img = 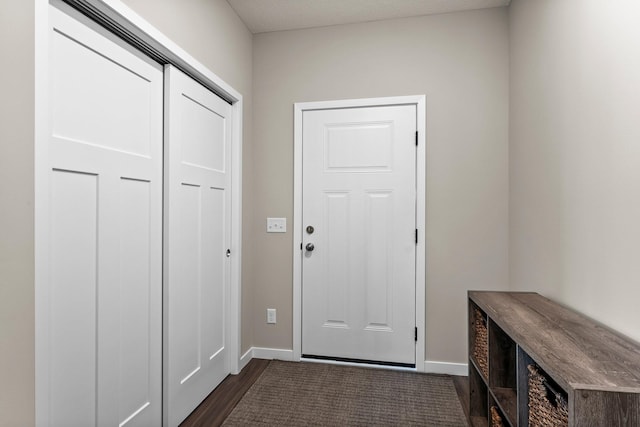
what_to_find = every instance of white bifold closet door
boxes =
[47,4,162,427]
[164,66,233,427]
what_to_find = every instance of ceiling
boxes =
[226,0,511,34]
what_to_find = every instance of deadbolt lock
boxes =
[306,225,315,234]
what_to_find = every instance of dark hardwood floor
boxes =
[452,374,471,424]
[180,359,471,427]
[180,358,270,427]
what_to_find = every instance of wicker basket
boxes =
[490,406,504,427]
[528,364,569,426]
[472,308,489,378]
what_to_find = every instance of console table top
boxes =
[469,291,640,393]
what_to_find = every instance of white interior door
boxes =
[164,65,232,427]
[46,4,163,426]
[302,104,417,366]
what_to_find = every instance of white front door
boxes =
[46,4,163,426]
[164,66,232,427]
[301,104,417,366]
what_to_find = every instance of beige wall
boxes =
[120,0,255,352]
[509,0,640,342]
[0,3,35,427]
[252,8,510,364]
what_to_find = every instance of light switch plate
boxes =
[267,217,286,233]
[267,308,276,324]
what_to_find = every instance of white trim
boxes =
[34,1,50,426]
[228,98,243,375]
[415,96,426,372]
[424,361,469,377]
[35,1,244,424]
[239,348,253,372]
[293,96,423,111]
[73,0,241,103]
[251,347,294,361]
[231,349,469,378]
[292,95,427,372]
[292,104,303,363]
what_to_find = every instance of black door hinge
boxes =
[415,327,418,341]
[415,131,418,146]
[415,229,418,244]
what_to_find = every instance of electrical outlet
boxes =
[267,217,286,233]
[267,308,277,324]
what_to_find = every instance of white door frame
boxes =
[35,1,243,424]
[293,95,426,372]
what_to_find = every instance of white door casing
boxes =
[293,95,426,371]
[44,4,163,426]
[164,65,233,427]
[301,103,418,365]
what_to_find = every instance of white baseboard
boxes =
[424,360,468,376]
[238,348,253,372]
[250,347,294,361]
[238,350,466,376]
[235,347,294,374]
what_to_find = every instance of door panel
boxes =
[51,10,152,157]
[48,5,163,427]
[49,170,98,427]
[180,96,226,171]
[202,188,226,360]
[117,178,153,427]
[174,183,202,383]
[364,190,393,330]
[324,192,350,326]
[165,66,232,427]
[325,123,393,171]
[302,105,417,365]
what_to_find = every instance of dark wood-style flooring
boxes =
[180,359,471,427]
[180,359,270,427]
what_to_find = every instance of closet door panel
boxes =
[180,95,226,171]
[49,170,98,427]
[47,5,162,427]
[201,187,226,360]
[51,11,152,156]
[164,65,232,427]
[116,178,154,427]
[173,183,202,382]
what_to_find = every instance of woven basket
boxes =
[472,308,488,378]
[490,406,504,427]
[528,364,569,426]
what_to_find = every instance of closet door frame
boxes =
[34,1,244,425]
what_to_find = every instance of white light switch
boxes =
[267,217,286,233]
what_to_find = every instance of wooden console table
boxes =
[468,291,640,426]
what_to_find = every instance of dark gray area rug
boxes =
[222,361,468,426]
